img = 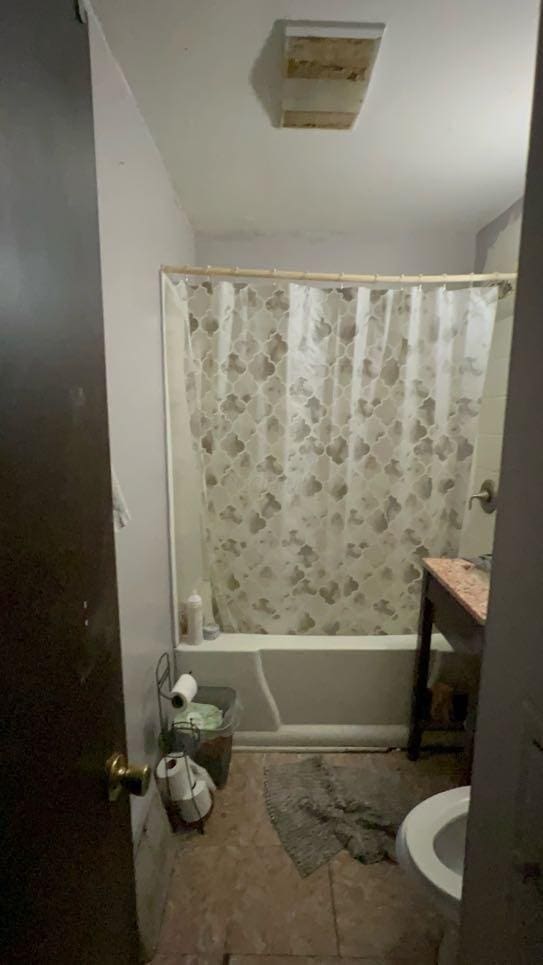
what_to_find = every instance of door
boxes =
[459,9,543,965]
[1,2,139,962]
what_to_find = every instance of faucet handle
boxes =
[469,479,497,514]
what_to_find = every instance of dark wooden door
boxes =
[459,10,543,965]
[1,2,138,962]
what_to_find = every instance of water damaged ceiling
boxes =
[92,0,539,236]
[281,22,384,130]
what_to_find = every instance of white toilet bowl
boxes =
[396,785,470,965]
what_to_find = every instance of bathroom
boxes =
[111,3,533,961]
[4,2,543,964]
[147,3,534,960]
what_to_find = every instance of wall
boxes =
[86,0,538,244]
[196,230,476,276]
[460,199,522,557]
[459,23,543,953]
[90,0,195,830]
[163,276,211,622]
[474,198,524,273]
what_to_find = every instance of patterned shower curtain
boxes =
[175,280,497,635]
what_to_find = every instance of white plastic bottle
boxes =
[186,589,204,645]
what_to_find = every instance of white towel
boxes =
[112,468,131,532]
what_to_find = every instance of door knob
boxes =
[106,752,151,802]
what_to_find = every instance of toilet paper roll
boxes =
[170,672,197,710]
[179,779,212,823]
[156,755,195,801]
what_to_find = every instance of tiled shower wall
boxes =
[460,200,522,557]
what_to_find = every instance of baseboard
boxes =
[134,785,175,962]
[234,724,406,748]
[234,724,464,751]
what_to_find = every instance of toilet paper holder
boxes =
[156,651,194,705]
[155,652,200,757]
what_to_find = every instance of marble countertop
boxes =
[423,557,490,625]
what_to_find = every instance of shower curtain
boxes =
[174,279,497,635]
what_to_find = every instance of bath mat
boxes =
[263,755,424,877]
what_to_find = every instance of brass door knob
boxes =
[106,752,151,802]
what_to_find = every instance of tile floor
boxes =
[152,750,464,965]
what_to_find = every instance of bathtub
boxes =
[175,632,451,749]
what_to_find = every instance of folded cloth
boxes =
[174,701,223,732]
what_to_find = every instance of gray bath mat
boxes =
[263,755,421,878]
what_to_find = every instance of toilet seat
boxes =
[396,785,470,918]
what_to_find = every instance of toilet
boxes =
[396,785,470,965]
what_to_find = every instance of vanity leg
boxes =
[463,659,481,782]
[408,570,434,760]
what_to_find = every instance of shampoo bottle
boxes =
[186,589,204,645]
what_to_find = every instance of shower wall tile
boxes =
[478,395,507,436]
[491,314,514,359]
[476,433,504,474]
[460,299,515,559]
[484,355,510,398]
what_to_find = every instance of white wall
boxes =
[89,14,195,841]
[460,200,522,557]
[196,229,476,276]
[163,277,211,622]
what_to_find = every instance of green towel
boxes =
[174,701,223,732]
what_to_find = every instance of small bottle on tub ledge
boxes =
[186,589,204,646]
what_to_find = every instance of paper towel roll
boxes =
[170,672,197,710]
[156,755,195,800]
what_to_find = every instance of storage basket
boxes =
[170,685,242,788]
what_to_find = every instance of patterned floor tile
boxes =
[330,852,442,961]
[174,754,280,850]
[228,957,428,964]
[155,844,230,959]
[224,845,337,956]
[152,955,223,965]
[153,751,461,964]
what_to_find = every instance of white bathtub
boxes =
[175,633,451,749]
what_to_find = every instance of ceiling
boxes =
[92,0,539,237]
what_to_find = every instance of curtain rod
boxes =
[161,264,517,286]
